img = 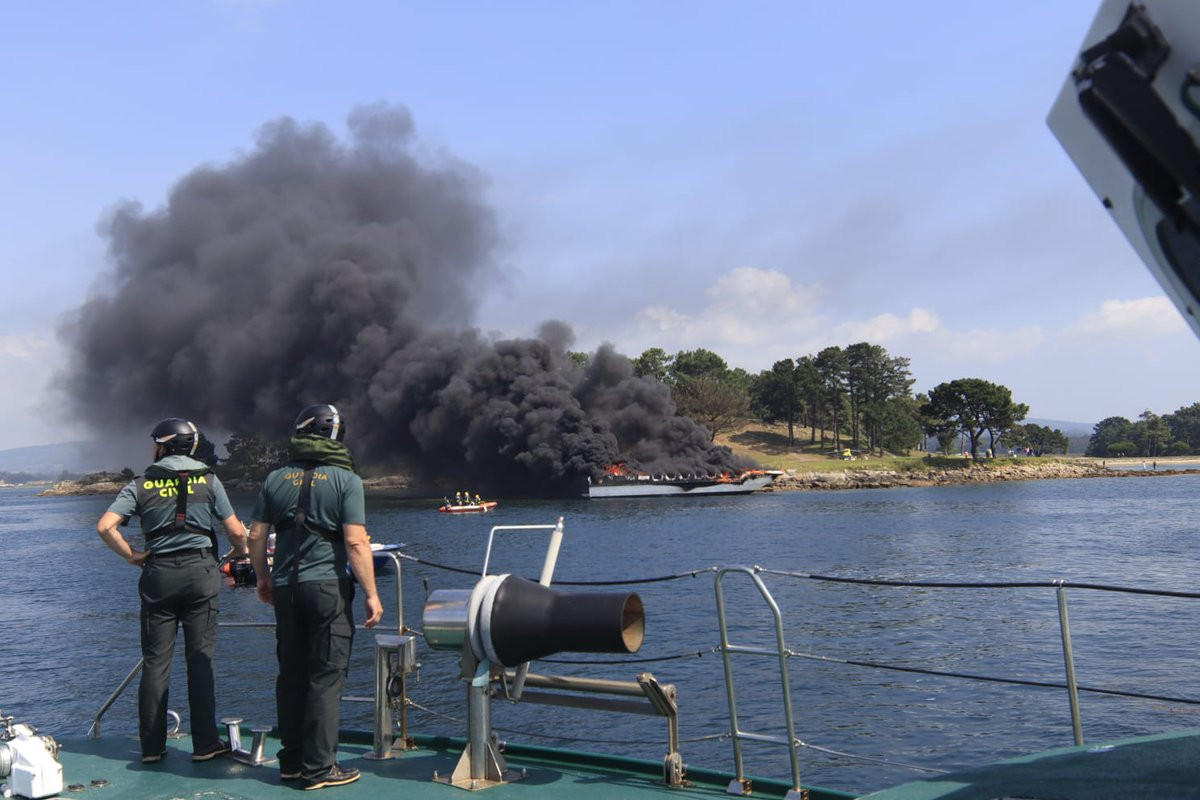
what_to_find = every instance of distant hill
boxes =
[1,416,1103,477]
[916,418,1095,455]
[1026,418,1094,454]
[0,438,145,478]
[1026,418,1094,436]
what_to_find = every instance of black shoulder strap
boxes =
[285,468,339,540]
[171,472,191,531]
[168,470,219,559]
[286,469,317,587]
[294,468,315,529]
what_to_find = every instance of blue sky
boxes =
[4,0,1199,450]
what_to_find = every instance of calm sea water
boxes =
[4,475,1200,795]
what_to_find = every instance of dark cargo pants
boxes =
[273,579,355,780]
[138,549,222,756]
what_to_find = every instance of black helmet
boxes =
[151,418,200,456]
[294,404,346,441]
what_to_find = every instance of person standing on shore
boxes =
[96,418,249,765]
[248,404,383,790]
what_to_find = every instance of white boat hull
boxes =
[588,471,782,498]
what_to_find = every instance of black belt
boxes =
[146,547,212,560]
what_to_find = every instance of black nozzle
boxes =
[485,575,644,667]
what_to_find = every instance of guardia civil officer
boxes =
[96,418,249,764]
[248,404,382,790]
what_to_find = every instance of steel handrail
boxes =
[88,658,143,738]
[88,547,407,737]
[714,565,803,798]
[756,568,1091,746]
[88,549,1171,775]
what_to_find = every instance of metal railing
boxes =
[493,669,685,786]
[714,566,804,799]
[88,659,143,738]
[88,547,409,738]
[89,544,1200,790]
[755,568,1200,743]
[707,564,1200,793]
[708,568,1200,793]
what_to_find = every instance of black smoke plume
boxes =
[58,104,748,495]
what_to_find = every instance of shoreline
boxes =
[767,459,1200,491]
[31,459,1200,498]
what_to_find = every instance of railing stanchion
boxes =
[383,551,404,634]
[714,569,746,789]
[715,566,804,798]
[1056,582,1084,745]
[88,658,143,738]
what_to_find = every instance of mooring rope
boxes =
[404,697,937,770]
[394,549,1200,705]
[781,648,1200,706]
[396,550,1200,598]
[757,566,1200,599]
[403,634,1200,707]
[394,550,713,585]
[538,647,719,665]
[795,739,948,775]
[492,725,723,747]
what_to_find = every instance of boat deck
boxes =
[862,728,1200,800]
[45,728,1200,800]
[52,730,855,800]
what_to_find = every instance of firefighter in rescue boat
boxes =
[96,418,250,765]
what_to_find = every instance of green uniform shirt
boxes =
[107,455,235,554]
[252,462,366,585]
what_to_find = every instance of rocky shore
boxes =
[37,479,126,496]
[767,459,1200,491]
[34,459,1200,498]
[35,473,416,497]
[35,475,416,497]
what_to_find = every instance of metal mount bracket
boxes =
[365,633,418,760]
[221,717,277,766]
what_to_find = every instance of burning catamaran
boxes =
[586,462,784,498]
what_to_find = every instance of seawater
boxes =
[4,475,1200,795]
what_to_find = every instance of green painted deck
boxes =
[51,731,856,800]
[40,725,1200,799]
[860,728,1200,800]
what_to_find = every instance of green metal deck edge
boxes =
[49,729,857,800]
[859,727,1200,800]
[412,734,856,799]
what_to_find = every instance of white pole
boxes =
[538,516,565,586]
[512,516,565,700]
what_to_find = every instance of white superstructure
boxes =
[587,470,783,498]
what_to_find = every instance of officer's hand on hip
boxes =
[256,581,273,606]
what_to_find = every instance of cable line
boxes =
[784,648,1200,706]
[396,550,715,585]
[539,648,718,665]
[758,567,1200,599]
[396,550,1200,598]
[796,740,948,775]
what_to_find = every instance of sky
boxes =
[4,0,1200,451]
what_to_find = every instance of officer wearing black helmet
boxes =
[96,417,250,765]
[248,404,382,790]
